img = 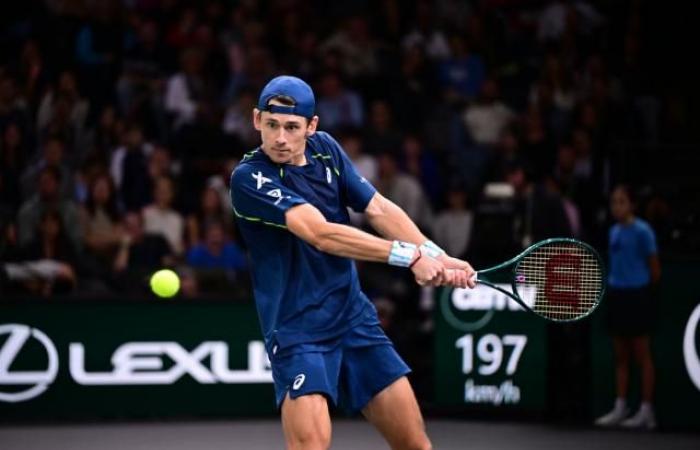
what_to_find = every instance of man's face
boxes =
[253,100,318,165]
[205,224,225,248]
[610,188,632,222]
[38,172,60,200]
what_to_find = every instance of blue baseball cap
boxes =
[257,75,315,118]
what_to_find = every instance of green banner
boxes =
[435,285,547,411]
[0,301,276,419]
[590,259,700,430]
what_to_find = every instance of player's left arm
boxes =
[365,192,475,288]
[326,131,473,287]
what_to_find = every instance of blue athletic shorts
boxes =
[270,322,411,414]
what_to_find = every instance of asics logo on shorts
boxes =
[292,374,306,390]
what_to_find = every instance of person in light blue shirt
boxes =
[230,75,476,450]
[595,185,661,430]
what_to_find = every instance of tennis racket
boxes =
[466,238,605,322]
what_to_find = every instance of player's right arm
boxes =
[285,203,445,285]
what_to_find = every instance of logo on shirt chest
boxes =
[326,167,332,184]
[252,171,272,190]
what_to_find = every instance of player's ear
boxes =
[253,108,262,131]
[306,115,319,137]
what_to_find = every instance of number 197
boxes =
[455,334,527,376]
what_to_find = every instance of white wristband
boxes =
[420,240,444,258]
[388,241,417,267]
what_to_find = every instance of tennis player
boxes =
[230,75,475,450]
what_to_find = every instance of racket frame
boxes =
[474,237,606,322]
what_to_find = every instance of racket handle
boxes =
[444,269,479,284]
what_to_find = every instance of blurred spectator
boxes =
[401,3,451,61]
[0,123,26,212]
[18,39,50,110]
[279,30,319,80]
[177,266,200,298]
[377,153,432,231]
[505,162,572,247]
[165,6,199,51]
[537,1,604,44]
[521,105,555,179]
[320,16,378,79]
[186,219,247,272]
[165,47,209,130]
[553,143,579,193]
[363,100,402,156]
[432,187,473,259]
[21,135,75,201]
[400,134,442,206]
[74,4,121,110]
[437,35,485,102]
[545,176,582,238]
[339,129,377,185]
[142,175,185,255]
[222,87,258,150]
[0,72,31,138]
[18,209,81,296]
[111,122,154,211]
[79,172,124,268]
[36,70,90,158]
[186,184,231,247]
[390,45,434,130]
[113,210,174,276]
[148,145,176,181]
[316,72,364,133]
[463,79,515,146]
[17,165,81,248]
[84,105,124,167]
[571,128,594,181]
[117,17,169,138]
[205,157,239,217]
[554,135,597,235]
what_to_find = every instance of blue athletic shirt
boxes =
[608,218,658,289]
[230,131,379,352]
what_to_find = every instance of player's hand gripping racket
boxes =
[467,238,605,322]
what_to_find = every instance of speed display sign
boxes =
[434,284,547,410]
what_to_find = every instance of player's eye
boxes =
[285,125,300,131]
[267,122,278,129]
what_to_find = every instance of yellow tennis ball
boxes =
[150,269,180,298]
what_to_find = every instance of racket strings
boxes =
[516,243,603,320]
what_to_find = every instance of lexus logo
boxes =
[0,324,59,403]
[683,304,700,392]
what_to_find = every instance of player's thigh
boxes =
[281,392,332,450]
[362,376,431,450]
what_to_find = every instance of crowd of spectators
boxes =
[0,0,684,301]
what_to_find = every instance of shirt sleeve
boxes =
[320,132,377,212]
[230,165,307,227]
